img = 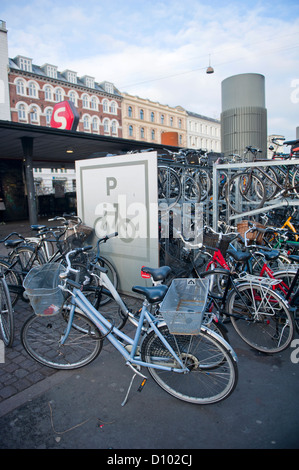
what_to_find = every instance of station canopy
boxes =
[0,120,180,168]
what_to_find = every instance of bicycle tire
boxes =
[0,259,22,306]
[21,311,103,369]
[181,175,201,203]
[95,256,118,306]
[141,324,238,404]
[0,276,14,347]
[254,166,279,201]
[226,282,294,353]
[157,165,181,209]
[9,245,45,274]
[292,167,299,196]
[225,172,266,213]
[195,167,212,201]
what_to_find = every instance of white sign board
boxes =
[76,152,159,294]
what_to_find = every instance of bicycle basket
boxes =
[203,231,236,256]
[23,263,65,316]
[159,278,209,335]
[64,221,94,250]
[237,220,265,245]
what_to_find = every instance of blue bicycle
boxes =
[21,247,238,405]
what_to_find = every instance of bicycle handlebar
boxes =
[0,232,25,243]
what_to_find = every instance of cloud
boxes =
[2,0,299,138]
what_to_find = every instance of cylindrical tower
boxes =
[221,73,267,160]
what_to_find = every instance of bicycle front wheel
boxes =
[21,311,103,369]
[225,172,266,213]
[227,282,294,353]
[0,259,22,306]
[0,277,14,347]
[158,165,181,208]
[141,325,238,405]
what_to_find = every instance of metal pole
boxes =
[21,137,37,225]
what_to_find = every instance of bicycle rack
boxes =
[212,158,299,230]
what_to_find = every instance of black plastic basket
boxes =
[203,231,236,256]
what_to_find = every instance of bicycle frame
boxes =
[61,284,188,373]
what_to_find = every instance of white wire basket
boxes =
[159,278,209,335]
[23,263,65,316]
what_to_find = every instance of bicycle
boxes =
[176,230,295,353]
[0,271,14,347]
[21,247,238,405]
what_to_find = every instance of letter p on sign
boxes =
[50,100,79,131]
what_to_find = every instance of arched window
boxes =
[69,91,77,105]
[91,96,98,110]
[128,106,133,117]
[16,79,25,95]
[82,94,89,108]
[151,129,155,140]
[30,106,39,123]
[83,115,90,130]
[103,99,109,113]
[129,125,133,137]
[17,103,26,121]
[140,109,144,120]
[110,101,117,114]
[92,117,99,132]
[45,108,52,125]
[28,82,38,98]
[103,119,110,133]
[111,120,117,134]
[140,127,145,139]
[55,88,63,102]
[151,112,154,122]
[44,86,53,101]
[161,114,164,124]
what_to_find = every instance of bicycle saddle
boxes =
[132,285,168,303]
[258,249,280,261]
[226,248,251,262]
[141,266,171,281]
[4,239,24,248]
[31,225,47,231]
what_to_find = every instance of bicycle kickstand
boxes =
[121,362,148,407]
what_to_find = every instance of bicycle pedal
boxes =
[137,378,147,392]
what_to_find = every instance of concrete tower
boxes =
[221,73,267,159]
[0,20,11,121]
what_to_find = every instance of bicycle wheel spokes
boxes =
[158,166,181,208]
[225,172,265,213]
[141,325,238,404]
[21,312,103,369]
[228,284,294,353]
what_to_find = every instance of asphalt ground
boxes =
[0,219,299,453]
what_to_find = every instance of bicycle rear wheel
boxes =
[0,259,22,306]
[227,282,294,353]
[158,165,181,208]
[21,311,102,369]
[225,172,266,213]
[0,276,14,347]
[141,325,238,404]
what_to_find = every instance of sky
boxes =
[1,0,299,140]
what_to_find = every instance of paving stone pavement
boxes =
[0,219,140,406]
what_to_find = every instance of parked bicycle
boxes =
[21,247,238,405]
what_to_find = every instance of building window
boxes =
[103,119,109,133]
[46,108,52,125]
[170,117,173,127]
[91,96,98,110]
[128,106,133,117]
[112,120,117,135]
[92,117,99,132]
[151,129,155,140]
[129,125,133,137]
[104,82,114,94]
[44,86,53,101]
[30,106,38,123]
[151,112,155,122]
[69,91,77,105]
[46,65,57,79]
[82,94,89,108]
[55,88,63,102]
[28,82,37,98]
[103,99,109,113]
[16,79,25,95]
[140,109,144,120]
[178,119,182,129]
[161,114,164,124]
[140,127,145,139]
[110,101,117,114]
[17,103,26,121]
[19,57,32,72]
[83,115,90,130]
